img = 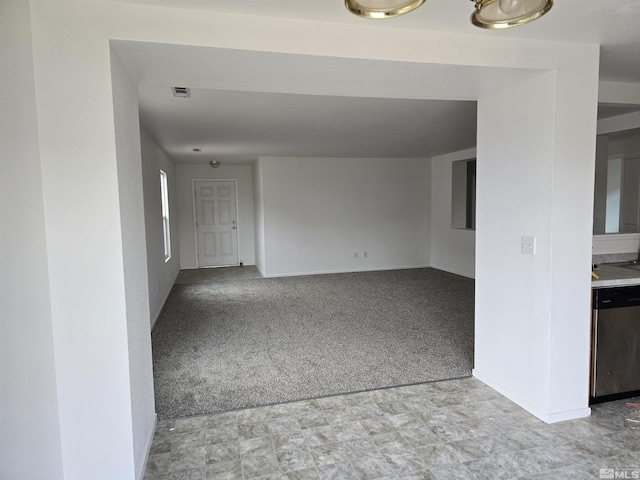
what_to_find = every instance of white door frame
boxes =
[192,178,241,268]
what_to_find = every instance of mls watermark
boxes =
[600,468,640,479]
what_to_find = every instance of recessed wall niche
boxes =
[593,127,640,234]
[451,158,476,230]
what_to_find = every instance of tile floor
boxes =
[143,377,640,480]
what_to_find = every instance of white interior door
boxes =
[194,180,238,267]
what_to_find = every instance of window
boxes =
[160,170,171,262]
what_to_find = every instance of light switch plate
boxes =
[521,236,536,255]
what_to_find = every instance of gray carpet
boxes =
[152,267,474,419]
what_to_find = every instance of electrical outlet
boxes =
[363,251,368,258]
[354,252,358,259]
[521,236,536,255]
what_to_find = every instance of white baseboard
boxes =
[151,269,180,331]
[137,413,157,480]
[473,369,591,424]
[262,264,432,278]
[429,264,475,279]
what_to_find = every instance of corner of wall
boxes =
[111,43,156,480]
[429,147,477,279]
[252,159,266,275]
[150,266,180,330]
[0,1,64,477]
[136,413,157,480]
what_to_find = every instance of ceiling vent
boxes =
[172,86,191,98]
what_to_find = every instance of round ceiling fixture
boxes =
[471,0,553,29]
[344,0,426,19]
[209,160,221,168]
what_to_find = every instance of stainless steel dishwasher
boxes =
[591,285,640,401]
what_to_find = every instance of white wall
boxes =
[111,48,156,480]
[253,160,266,275]
[28,3,140,476]
[256,157,431,277]
[547,56,600,417]
[593,136,609,235]
[616,131,640,233]
[431,148,476,278]
[176,164,256,269]
[598,111,640,136]
[599,81,640,107]
[475,74,556,418]
[16,1,606,476]
[140,127,180,327]
[475,57,599,422]
[0,1,64,478]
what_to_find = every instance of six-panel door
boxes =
[194,180,238,267]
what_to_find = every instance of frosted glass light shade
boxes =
[345,0,426,19]
[471,0,553,29]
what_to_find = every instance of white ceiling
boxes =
[129,0,640,164]
[139,88,477,164]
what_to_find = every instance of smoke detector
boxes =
[172,87,191,98]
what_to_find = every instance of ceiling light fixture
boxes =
[345,0,553,28]
[344,0,425,19]
[471,0,553,29]
[209,160,221,168]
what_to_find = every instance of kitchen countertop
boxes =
[592,263,640,288]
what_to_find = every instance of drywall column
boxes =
[28,7,139,480]
[0,1,64,478]
[474,56,599,422]
[547,54,599,417]
[111,49,158,478]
